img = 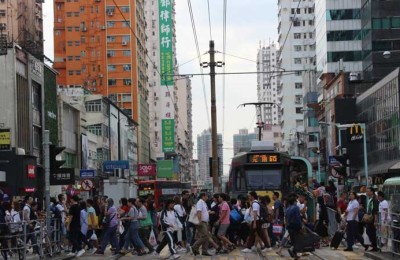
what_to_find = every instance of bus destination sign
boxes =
[248,153,280,163]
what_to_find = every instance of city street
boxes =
[51,246,371,260]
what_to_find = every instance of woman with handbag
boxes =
[86,199,98,253]
[95,198,119,255]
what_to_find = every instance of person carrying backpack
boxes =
[286,195,302,260]
[241,192,271,254]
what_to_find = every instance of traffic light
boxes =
[50,145,66,171]
[332,154,348,177]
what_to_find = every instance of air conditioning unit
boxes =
[107,53,112,57]
[349,72,362,82]
[98,74,103,78]
[82,27,87,32]
[107,11,113,16]
[101,26,106,30]
[122,41,127,46]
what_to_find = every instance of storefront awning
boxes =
[357,160,400,177]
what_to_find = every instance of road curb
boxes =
[364,251,398,260]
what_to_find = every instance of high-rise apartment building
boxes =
[277,0,316,154]
[315,0,363,78]
[257,42,280,126]
[197,129,223,189]
[53,0,150,162]
[0,0,43,57]
[233,129,257,155]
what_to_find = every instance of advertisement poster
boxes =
[81,134,89,169]
[109,106,119,161]
[162,119,175,153]
[157,160,173,178]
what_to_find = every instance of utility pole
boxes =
[43,130,51,224]
[209,40,219,193]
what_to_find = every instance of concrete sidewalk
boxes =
[364,251,399,260]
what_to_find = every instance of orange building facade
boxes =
[53,0,149,162]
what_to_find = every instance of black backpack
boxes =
[255,201,270,223]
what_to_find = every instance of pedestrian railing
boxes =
[0,218,61,260]
[376,212,400,257]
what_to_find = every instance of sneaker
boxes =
[189,246,198,256]
[353,244,359,249]
[262,247,273,253]
[176,246,186,253]
[67,252,76,256]
[120,249,129,255]
[168,255,181,260]
[152,251,159,257]
[76,249,85,257]
[90,248,97,254]
[288,248,294,257]
[241,248,253,253]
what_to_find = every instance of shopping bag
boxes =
[90,232,98,241]
[149,228,158,247]
[188,206,199,225]
[273,223,283,236]
[159,244,171,259]
[363,228,371,245]
[118,221,125,234]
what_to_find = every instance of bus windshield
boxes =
[246,169,281,190]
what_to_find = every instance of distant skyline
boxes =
[43,1,278,174]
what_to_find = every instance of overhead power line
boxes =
[207,0,213,40]
[222,0,227,142]
[165,70,309,77]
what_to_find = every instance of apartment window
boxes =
[81,50,86,57]
[294,45,301,51]
[294,58,302,64]
[67,27,72,32]
[74,12,79,17]
[68,70,73,75]
[122,35,130,42]
[293,20,301,27]
[308,20,314,26]
[121,94,132,102]
[122,50,131,56]
[67,41,72,46]
[82,65,86,72]
[107,65,116,71]
[123,79,132,85]
[55,30,61,36]
[122,21,130,27]
[107,50,116,57]
[66,12,72,17]
[85,100,102,112]
[295,83,303,89]
[309,32,313,39]
[67,56,73,61]
[75,56,81,61]
[57,4,62,10]
[33,126,41,149]
[74,27,80,31]
[107,21,115,28]
[80,6,84,12]
[295,95,303,104]
[120,6,129,13]
[106,36,116,42]
[75,70,81,75]
[81,36,85,43]
[106,6,115,13]
[75,41,80,46]
[108,79,117,86]
[294,33,301,39]
[295,107,303,114]
[123,64,131,71]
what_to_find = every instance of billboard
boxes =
[157,160,173,178]
[138,164,157,176]
[162,119,175,153]
[159,0,174,86]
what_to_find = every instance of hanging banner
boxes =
[159,0,174,86]
[138,164,157,176]
[162,119,175,153]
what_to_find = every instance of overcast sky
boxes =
[43,1,278,175]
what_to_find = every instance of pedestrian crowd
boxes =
[0,183,392,259]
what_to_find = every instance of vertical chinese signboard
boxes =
[159,0,174,86]
[0,129,11,150]
[162,119,175,153]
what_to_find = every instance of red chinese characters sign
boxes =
[137,164,157,176]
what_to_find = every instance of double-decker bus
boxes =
[137,180,190,208]
[226,141,293,200]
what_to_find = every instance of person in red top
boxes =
[118,198,130,249]
[337,192,348,215]
[215,193,235,253]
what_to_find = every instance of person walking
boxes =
[67,195,85,257]
[80,200,92,254]
[120,198,146,256]
[241,191,270,254]
[173,195,187,251]
[154,199,181,259]
[365,187,379,251]
[215,193,235,253]
[86,199,98,253]
[377,191,390,246]
[136,198,154,253]
[344,192,365,251]
[95,198,119,255]
[190,193,212,256]
[286,195,302,260]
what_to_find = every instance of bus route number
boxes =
[249,154,279,163]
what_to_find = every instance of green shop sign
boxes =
[162,119,175,153]
[159,0,174,86]
[157,160,173,178]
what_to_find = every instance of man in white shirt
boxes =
[378,191,390,245]
[190,193,212,256]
